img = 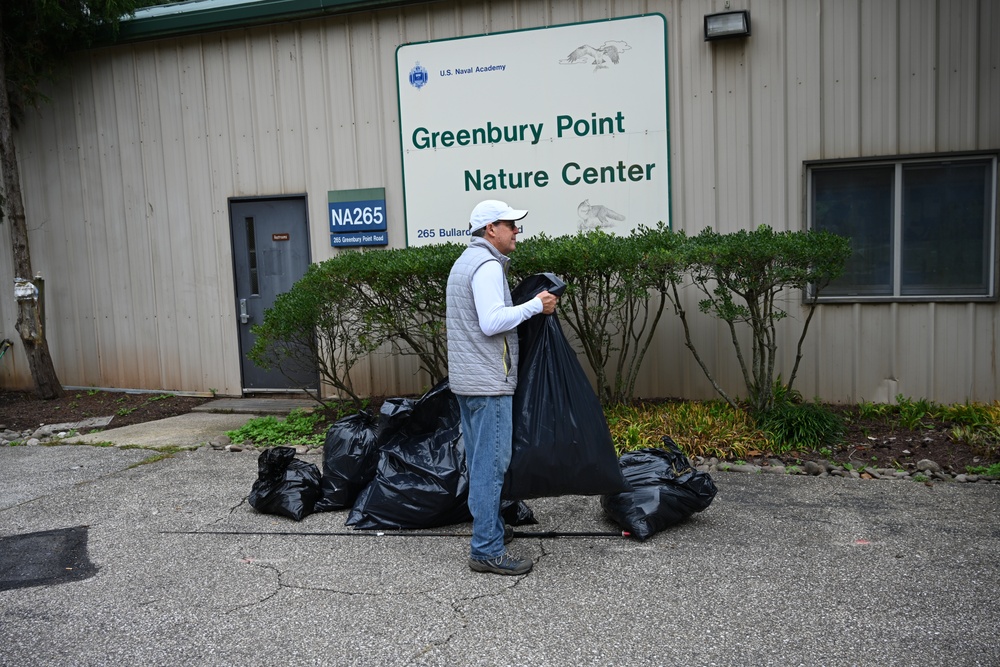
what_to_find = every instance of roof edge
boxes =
[115,0,435,43]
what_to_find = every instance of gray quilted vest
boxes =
[446,238,519,396]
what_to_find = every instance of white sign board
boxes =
[396,14,669,247]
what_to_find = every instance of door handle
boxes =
[239,299,249,324]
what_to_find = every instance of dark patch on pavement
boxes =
[0,526,98,591]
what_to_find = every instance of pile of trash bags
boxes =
[248,380,538,528]
[247,273,717,540]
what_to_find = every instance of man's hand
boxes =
[536,290,558,315]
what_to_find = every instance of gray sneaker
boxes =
[468,552,533,576]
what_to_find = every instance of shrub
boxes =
[671,225,851,412]
[511,226,681,403]
[339,243,461,383]
[249,258,377,406]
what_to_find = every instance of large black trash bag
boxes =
[346,380,471,530]
[248,446,322,521]
[601,437,718,541]
[314,410,379,511]
[346,379,537,530]
[503,273,628,500]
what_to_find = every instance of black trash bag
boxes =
[346,380,471,530]
[601,437,718,541]
[503,272,628,500]
[314,410,379,512]
[248,446,322,521]
[346,379,537,530]
[501,498,538,526]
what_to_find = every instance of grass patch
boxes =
[125,445,191,468]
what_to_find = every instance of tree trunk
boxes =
[0,18,65,399]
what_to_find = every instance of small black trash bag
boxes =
[503,273,628,500]
[248,446,322,521]
[314,410,379,511]
[346,380,471,530]
[601,437,718,541]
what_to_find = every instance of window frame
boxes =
[805,151,999,304]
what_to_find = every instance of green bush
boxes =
[252,224,847,409]
[672,225,851,412]
[511,225,681,403]
[249,258,377,406]
[339,243,462,383]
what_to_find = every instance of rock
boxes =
[763,466,786,474]
[26,438,40,446]
[31,426,53,440]
[916,459,941,473]
[803,460,825,476]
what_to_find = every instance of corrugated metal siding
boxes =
[1,0,997,403]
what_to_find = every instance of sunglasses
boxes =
[493,220,520,230]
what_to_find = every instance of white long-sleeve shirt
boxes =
[471,260,543,336]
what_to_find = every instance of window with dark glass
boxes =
[808,155,996,301]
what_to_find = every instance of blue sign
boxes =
[329,199,387,233]
[328,188,388,247]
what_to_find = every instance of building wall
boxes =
[2,0,998,403]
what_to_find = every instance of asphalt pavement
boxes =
[1,410,999,667]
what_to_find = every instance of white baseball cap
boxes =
[469,200,528,233]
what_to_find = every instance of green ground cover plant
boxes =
[225,409,326,448]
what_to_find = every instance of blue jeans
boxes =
[457,394,512,560]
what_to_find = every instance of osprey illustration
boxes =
[577,200,625,231]
[560,40,632,71]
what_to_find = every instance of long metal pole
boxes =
[161,529,631,539]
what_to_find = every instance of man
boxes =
[446,199,558,575]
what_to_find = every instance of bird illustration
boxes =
[560,40,631,71]
[577,200,625,231]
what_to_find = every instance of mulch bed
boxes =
[1,389,996,474]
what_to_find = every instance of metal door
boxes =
[229,196,318,392]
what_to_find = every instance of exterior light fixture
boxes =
[704,10,751,41]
